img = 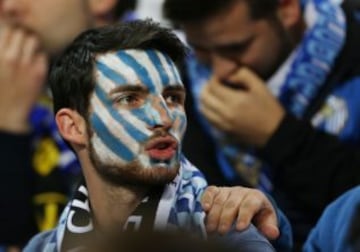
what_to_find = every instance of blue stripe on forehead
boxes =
[163,54,181,84]
[94,85,148,142]
[116,51,156,92]
[145,50,170,86]
[90,113,135,161]
[96,61,127,85]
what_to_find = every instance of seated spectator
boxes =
[164,0,360,247]
[25,20,278,252]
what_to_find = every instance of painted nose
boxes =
[148,97,173,130]
[211,53,239,81]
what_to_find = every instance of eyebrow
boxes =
[109,85,148,95]
[163,85,186,93]
[191,35,255,53]
[215,35,255,53]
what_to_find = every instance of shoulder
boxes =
[318,185,360,224]
[304,186,360,252]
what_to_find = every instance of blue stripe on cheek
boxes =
[116,51,156,92]
[146,50,170,86]
[94,85,149,142]
[96,61,127,84]
[172,111,187,138]
[178,113,187,135]
[90,113,135,161]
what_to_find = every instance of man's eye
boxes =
[164,93,184,106]
[114,94,140,106]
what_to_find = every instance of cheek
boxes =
[90,113,137,163]
[242,39,278,77]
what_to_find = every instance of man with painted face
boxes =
[0,0,292,250]
[24,20,276,252]
[164,0,360,247]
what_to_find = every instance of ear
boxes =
[89,0,118,17]
[277,0,302,29]
[55,108,88,147]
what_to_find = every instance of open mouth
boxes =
[145,136,178,161]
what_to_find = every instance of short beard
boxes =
[89,143,180,187]
[261,16,295,81]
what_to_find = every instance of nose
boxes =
[147,97,173,131]
[211,53,239,81]
[1,0,22,20]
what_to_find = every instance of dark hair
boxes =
[163,0,278,24]
[50,19,186,119]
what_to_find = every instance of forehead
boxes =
[95,49,182,92]
[183,1,253,46]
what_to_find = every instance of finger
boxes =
[235,192,264,231]
[237,192,279,240]
[199,103,232,132]
[207,76,248,102]
[0,25,11,53]
[21,35,40,65]
[201,186,220,211]
[217,189,246,235]
[205,188,230,233]
[4,28,25,65]
[254,209,279,240]
[200,85,233,127]
[32,52,48,84]
[253,199,279,240]
[228,67,264,91]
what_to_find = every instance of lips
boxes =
[145,136,178,160]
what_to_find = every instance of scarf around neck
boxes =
[47,156,207,252]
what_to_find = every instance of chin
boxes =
[93,159,180,187]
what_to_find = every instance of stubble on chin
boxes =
[89,145,180,187]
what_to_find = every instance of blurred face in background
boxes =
[0,0,94,56]
[182,0,294,81]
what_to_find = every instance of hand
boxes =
[200,67,285,147]
[202,186,279,240]
[0,24,48,133]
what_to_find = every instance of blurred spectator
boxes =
[164,0,360,248]
[303,186,360,252]
[0,0,134,249]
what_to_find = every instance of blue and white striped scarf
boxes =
[186,0,346,192]
[41,156,207,252]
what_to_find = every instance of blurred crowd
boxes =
[1,0,360,251]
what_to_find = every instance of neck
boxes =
[80,157,150,235]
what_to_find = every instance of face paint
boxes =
[89,49,186,180]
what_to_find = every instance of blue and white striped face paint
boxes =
[89,49,187,171]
